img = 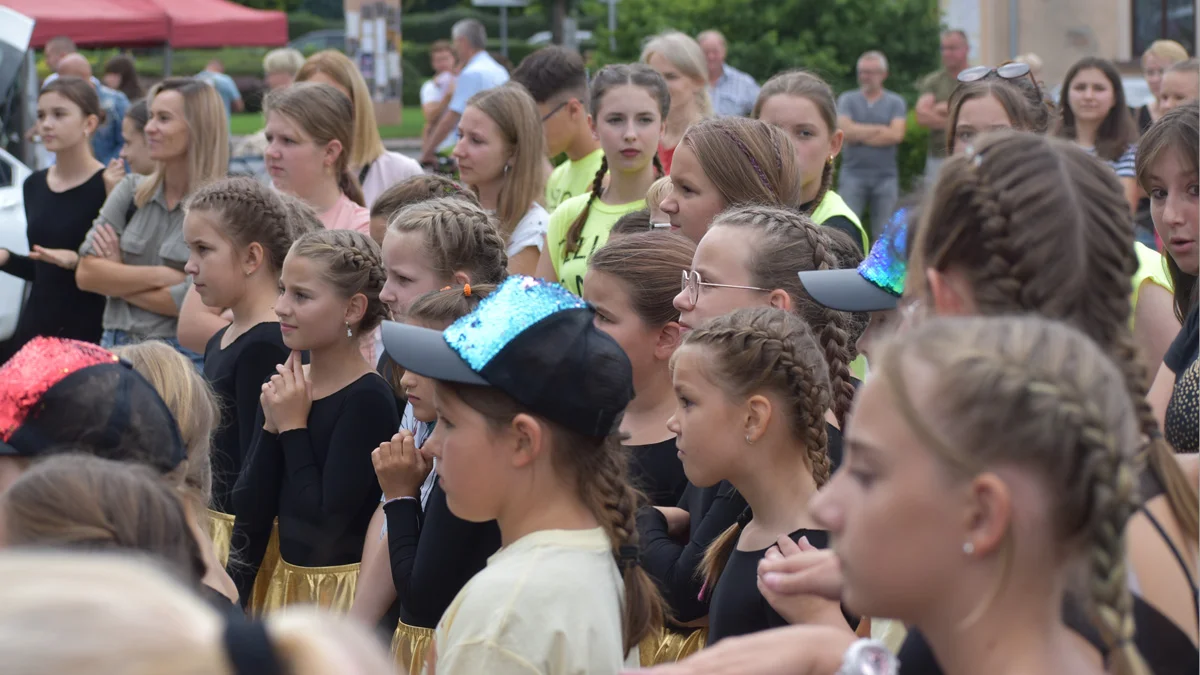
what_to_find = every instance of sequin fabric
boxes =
[0,337,118,441]
[444,276,588,371]
[857,208,909,298]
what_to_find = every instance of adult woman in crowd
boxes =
[101,54,143,101]
[296,50,423,208]
[1054,57,1141,213]
[0,78,107,362]
[75,77,228,366]
[453,82,548,275]
[642,31,711,174]
[1138,39,1190,132]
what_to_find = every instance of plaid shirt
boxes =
[709,64,760,117]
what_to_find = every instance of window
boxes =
[1133,0,1197,56]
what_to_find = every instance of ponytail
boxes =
[340,168,366,208]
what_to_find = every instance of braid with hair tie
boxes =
[565,157,609,256]
[807,158,834,216]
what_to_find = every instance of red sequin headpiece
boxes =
[0,338,120,442]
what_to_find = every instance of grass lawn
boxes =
[230,108,426,139]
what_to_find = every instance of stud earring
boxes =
[962,541,975,555]
[346,322,353,338]
[745,434,754,445]
[503,164,511,176]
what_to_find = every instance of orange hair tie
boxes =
[463,283,472,297]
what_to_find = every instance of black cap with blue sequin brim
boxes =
[799,207,910,313]
[381,276,634,439]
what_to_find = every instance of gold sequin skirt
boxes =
[644,626,707,665]
[206,510,236,568]
[258,556,360,614]
[247,524,281,614]
[391,620,437,675]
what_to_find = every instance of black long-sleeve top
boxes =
[628,437,688,508]
[0,169,106,361]
[384,479,502,628]
[637,423,844,623]
[203,323,292,514]
[228,373,399,603]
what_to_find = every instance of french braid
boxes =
[185,177,301,273]
[388,197,509,286]
[288,229,390,333]
[682,307,832,592]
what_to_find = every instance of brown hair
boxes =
[387,197,509,285]
[265,82,366,207]
[463,83,548,241]
[565,64,670,255]
[608,208,654,237]
[709,205,856,428]
[909,129,1198,540]
[288,229,389,333]
[296,50,387,168]
[1054,57,1140,162]
[752,70,838,215]
[679,116,806,211]
[2,454,205,586]
[276,192,326,238]
[110,341,218,506]
[369,174,480,220]
[877,315,1149,675]
[1136,102,1199,322]
[102,54,143,100]
[185,177,312,276]
[823,228,869,356]
[135,78,229,209]
[435,382,663,654]
[406,284,496,330]
[588,230,696,327]
[682,308,831,592]
[39,77,104,149]
[946,78,1051,154]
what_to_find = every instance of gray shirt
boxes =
[79,174,190,338]
[837,89,907,178]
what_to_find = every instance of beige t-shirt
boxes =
[429,527,637,675]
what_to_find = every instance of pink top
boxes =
[320,194,372,235]
[361,151,424,209]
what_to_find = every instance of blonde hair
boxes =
[641,31,712,117]
[685,308,831,594]
[0,552,397,675]
[876,314,1149,675]
[387,197,509,286]
[263,47,305,77]
[680,116,805,210]
[297,50,387,169]
[111,341,218,505]
[265,82,366,207]
[463,83,548,241]
[1143,39,1189,66]
[645,175,673,212]
[135,78,229,209]
[288,229,389,334]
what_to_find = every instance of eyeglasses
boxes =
[681,270,770,307]
[957,62,1035,88]
[541,101,570,122]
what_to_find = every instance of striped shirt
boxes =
[1085,143,1137,178]
[710,64,761,117]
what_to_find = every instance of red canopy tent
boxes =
[0,0,168,48]
[144,0,287,48]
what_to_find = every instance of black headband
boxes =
[224,618,283,675]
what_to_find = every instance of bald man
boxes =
[697,30,759,116]
[50,53,129,166]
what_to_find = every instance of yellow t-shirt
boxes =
[547,193,646,295]
[545,149,605,212]
[1130,241,1174,330]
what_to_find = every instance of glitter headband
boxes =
[717,127,776,198]
[856,208,909,298]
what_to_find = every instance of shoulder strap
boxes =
[1140,505,1199,617]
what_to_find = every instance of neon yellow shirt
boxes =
[547,192,646,295]
[1130,241,1174,330]
[545,149,605,211]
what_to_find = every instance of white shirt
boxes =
[507,204,549,258]
[447,51,510,145]
[430,527,637,675]
[362,151,424,209]
[422,72,457,153]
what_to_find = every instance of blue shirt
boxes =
[196,70,241,124]
[447,51,509,143]
[93,83,129,166]
[709,64,760,117]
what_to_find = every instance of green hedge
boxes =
[43,48,272,80]
[403,8,548,44]
[288,10,341,39]
[896,110,930,194]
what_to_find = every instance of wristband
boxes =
[837,638,899,675]
[383,496,418,507]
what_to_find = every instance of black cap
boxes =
[381,276,633,438]
[0,338,186,473]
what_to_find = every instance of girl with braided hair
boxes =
[658,116,804,244]
[229,229,400,612]
[753,71,869,253]
[535,64,669,296]
[668,307,847,647]
[811,315,1150,675]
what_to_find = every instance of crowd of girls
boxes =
[0,31,1195,675]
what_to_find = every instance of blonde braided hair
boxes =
[388,197,509,286]
[681,307,832,593]
[288,229,390,333]
[877,314,1149,675]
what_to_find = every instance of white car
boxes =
[0,147,31,343]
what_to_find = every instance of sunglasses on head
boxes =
[957,62,1033,84]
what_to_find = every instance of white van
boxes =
[0,8,35,344]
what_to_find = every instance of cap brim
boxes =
[0,440,20,457]
[381,320,489,386]
[799,269,900,312]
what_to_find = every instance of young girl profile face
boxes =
[452,106,510,188]
[592,84,664,177]
[756,93,840,195]
[36,91,96,154]
[119,116,155,175]
[398,321,439,423]
[182,210,247,309]
[672,226,777,331]
[275,252,361,351]
[1145,148,1200,275]
[427,384,518,523]
[265,111,339,200]
[378,231,451,319]
[583,270,668,382]
[665,345,749,487]
[661,143,726,242]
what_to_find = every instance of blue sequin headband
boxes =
[856,208,909,298]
